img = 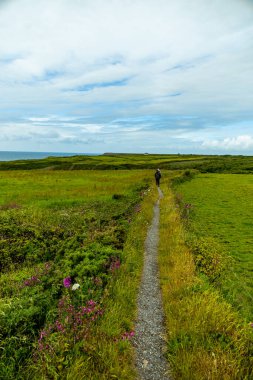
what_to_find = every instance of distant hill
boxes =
[0,153,253,173]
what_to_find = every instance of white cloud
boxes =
[27,117,53,122]
[0,120,104,146]
[202,135,253,150]
[0,0,253,153]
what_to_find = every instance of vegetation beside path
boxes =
[1,161,253,379]
[174,173,253,320]
[0,169,156,379]
[158,172,253,379]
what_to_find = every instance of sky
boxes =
[0,0,253,154]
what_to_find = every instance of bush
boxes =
[171,169,199,186]
[187,236,232,283]
[112,193,125,200]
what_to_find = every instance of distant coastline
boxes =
[0,151,99,162]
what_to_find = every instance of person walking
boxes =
[155,168,161,186]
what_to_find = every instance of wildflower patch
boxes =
[0,169,151,379]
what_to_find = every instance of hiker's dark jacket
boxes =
[155,171,161,180]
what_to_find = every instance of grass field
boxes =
[159,170,253,380]
[159,175,253,379]
[0,169,154,379]
[174,173,253,319]
[1,162,253,379]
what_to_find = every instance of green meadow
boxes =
[1,156,253,379]
[0,169,153,379]
[174,173,253,319]
[0,169,150,206]
[159,174,253,380]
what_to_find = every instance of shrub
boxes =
[171,169,199,186]
[186,236,232,283]
[112,193,125,200]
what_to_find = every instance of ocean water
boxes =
[0,151,98,162]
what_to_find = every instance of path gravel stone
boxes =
[133,187,171,380]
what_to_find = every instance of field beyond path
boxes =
[134,187,170,380]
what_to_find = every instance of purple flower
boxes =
[38,330,47,342]
[63,277,72,288]
[121,330,135,340]
[110,258,121,272]
[23,275,40,287]
[55,320,65,332]
[87,299,96,307]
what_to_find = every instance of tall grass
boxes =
[158,174,253,379]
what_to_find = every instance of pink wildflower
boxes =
[110,258,121,272]
[87,299,96,307]
[23,275,40,287]
[55,320,65,332]
[63,277,72,288]
[121,330,135,340]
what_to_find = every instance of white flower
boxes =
[72,283,80,291]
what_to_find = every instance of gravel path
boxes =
[133,187,171,380]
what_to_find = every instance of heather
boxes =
[0,169,152,379]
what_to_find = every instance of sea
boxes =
[0,151,99,162]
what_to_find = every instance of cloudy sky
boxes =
[1,0,253,154]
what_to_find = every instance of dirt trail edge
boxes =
[133,187,171,380]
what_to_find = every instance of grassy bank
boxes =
[174,173,253,319]
[158,173,253,379]
[0,169,155,379]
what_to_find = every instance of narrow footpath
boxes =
[134,187,170,380]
